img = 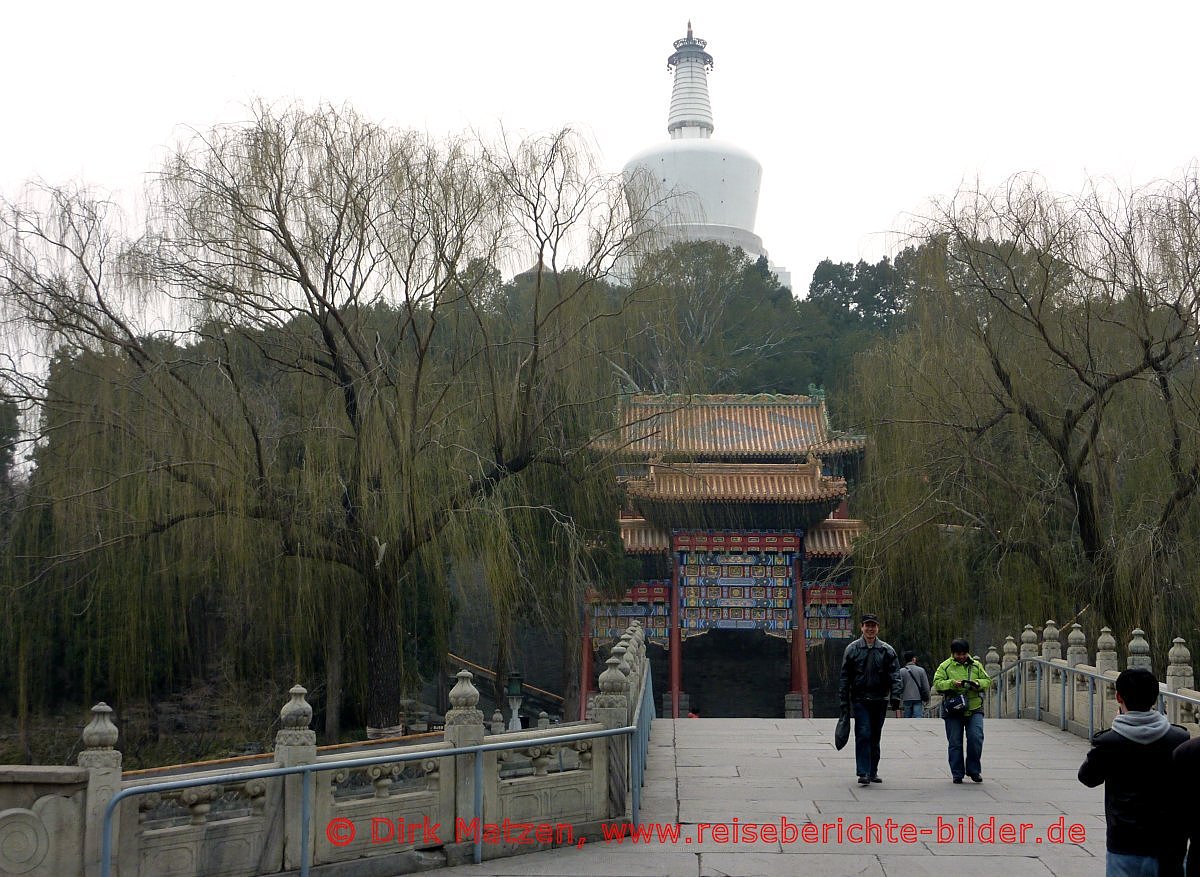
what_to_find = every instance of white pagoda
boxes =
[624,23,787,285]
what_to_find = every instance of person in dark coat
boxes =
[897,650,931,718]
[1078,668,1188,877]
[838,613,902,785]
[1172,731,1200,877]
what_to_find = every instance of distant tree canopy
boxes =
[797,248,928,404]
[621,241,799,394]
[807,253,913,330]
[848,176,1200,656]
[615,240,915,400]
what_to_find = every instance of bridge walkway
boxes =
[437,717,1104,876]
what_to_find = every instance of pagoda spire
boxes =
[666,21,714,139]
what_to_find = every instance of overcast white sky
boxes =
[5,1,1199,292]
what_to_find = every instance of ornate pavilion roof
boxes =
[625,460,846,532]
[610,393,865,461]
[608,393,867,554]
[804,518,866,558]
[625,461,846,504]
[618,514,864,558]
[619,515,669,555]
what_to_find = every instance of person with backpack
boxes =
[933,639,992,783]
[897,651,931,717]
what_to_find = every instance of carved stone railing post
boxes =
[1096,627,1119,716]
[444,670,485,825]
[489,708,509,764]
[1167,638,1195,724]
[622,627,643,719]
[1127,629,1152,671]
[610,642,631,677]
[1002,635,1018,694]
[627,627,642,672]
[984,645,1001,678]
[1096,627,1118,674]
[80,702,122,877]
[1067,624,1088,691]
[276,685,316,871]
[1042,620,1062,707]
[594,657,630,819]
[630,622,646,663]
[1020,624,1039,674]
[614,636,637,723]
[633,623,648,714]
[1041,621,1061,662]
[983,646,1001,717]
[1018,624,1039,711]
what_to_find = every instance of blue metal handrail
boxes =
[629,663,655,827]
[101,722,638,877]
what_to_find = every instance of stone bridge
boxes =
[435,716,1102,877]
[2,621,1197,876]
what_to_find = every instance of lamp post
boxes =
[506,672,524,732]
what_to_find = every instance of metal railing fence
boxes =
[630,660,654,827]
[928,658,1200,740]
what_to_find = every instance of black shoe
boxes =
[869,775,882,783]
[857,776,870,785]
[952,777,963,784]
[969,774,983,783]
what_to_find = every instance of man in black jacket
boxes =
[838,613,902,785]
[1078,668,1188,876]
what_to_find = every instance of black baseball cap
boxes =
[861,613,880,624]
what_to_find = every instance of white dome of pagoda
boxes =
[623,23,767,260]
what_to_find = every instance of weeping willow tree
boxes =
[850,174,1200,657]
[0,104,663,737]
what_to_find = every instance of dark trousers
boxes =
[852,700,888,778]
[943,710,984,779]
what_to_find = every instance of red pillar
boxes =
[790,547,811,718]
[669,551,682,719]
[579,604,593,722]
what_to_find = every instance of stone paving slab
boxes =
[423,718,1110,876]
[699,852,883,876]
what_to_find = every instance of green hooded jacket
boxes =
[933,656,993,713]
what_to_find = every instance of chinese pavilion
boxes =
[584,393,866,718]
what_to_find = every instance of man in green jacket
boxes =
[932,639,992,784]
